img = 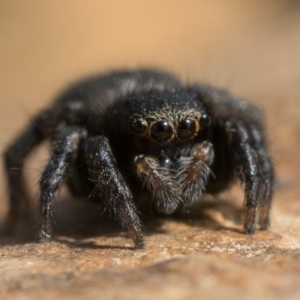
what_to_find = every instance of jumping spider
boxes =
[3,69,274,249]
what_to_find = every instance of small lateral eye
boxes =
[199,113,211,128]
[178,119,196,140]
[150,121,173,142]
[131,119,148,134]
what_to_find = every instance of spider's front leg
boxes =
[39,126,87,241]
[178,141,214,205]
[134,155,182,214]
[84,136,145,249]
[226,119,274,233]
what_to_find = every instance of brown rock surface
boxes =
[0,1,300,299]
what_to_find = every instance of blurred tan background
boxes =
[1,1,300,299]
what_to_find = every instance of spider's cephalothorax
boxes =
[3,69,274,249]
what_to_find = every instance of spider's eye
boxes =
[199,113,211,128]
[177,119,196,140]
[150,121,173,142]
[131,119,148,134]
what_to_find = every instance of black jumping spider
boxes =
[3,69,274,249]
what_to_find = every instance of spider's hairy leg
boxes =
[39,126,87,241]
[85,136,145,249]
[247,123,274,230]
[178,142,214,205]
[2,109,58,234]
[134,155,181,214]
[227,119,273,234]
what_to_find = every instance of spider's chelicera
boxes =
[3,69,274,249]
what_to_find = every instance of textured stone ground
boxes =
[1,1,300,300]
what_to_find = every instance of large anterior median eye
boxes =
[150,121,173,142]
[131,119,148,134]
[177,119,196,140]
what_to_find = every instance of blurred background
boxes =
[1,0,300,219]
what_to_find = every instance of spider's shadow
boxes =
[0,196,243,248]
[173,198,243,230]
